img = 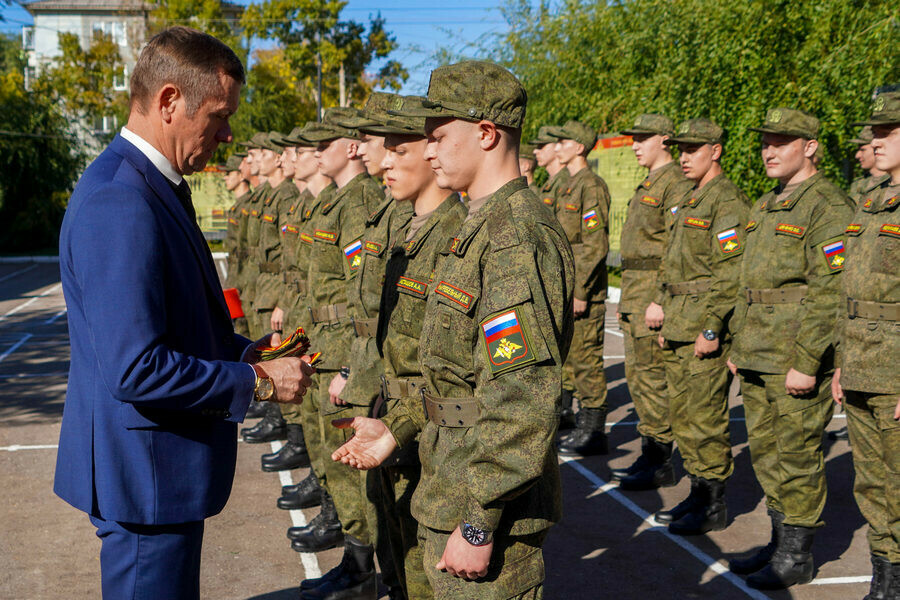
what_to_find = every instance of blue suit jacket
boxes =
[55,134,257,525]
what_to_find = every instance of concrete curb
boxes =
[0,256,60,264]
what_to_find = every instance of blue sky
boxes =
[1,0,529,94]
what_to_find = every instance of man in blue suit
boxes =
[54,27,314,599]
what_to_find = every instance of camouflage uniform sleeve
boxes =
[464,245,562,532]
[653,178,693,305]
[703,192,750,334]
[792,193,854,375]
[330,199,369,367]
[573,178,610,301]
[381,393,428,448]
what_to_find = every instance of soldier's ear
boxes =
[477,120,501,151]
[346,140,360,159]
[803,139,818,160]
[711,143,723,161]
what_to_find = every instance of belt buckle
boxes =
[420,389,428,422]
[847,297,857,319]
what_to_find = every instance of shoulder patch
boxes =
[879,223,900,238]
[745,221,758,232]
[343,239,363,270]
[435,281,473,310]
[845,223,863,236]
[683,217,711,229]
[481,309,536,376]
[716,228,741,255]
[582,209,600,230]
[775,223,806,238]
[640,195,660,207]
[397,276,427,297]
[314,229,337,243]
[820,239,845,271]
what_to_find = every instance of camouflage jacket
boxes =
[619,161,692,319]
[381,178,575,535]
[239,182,271,299]
[305,173,383,374]
[554,166,610,303]
[836,180,900,394]
[254,179,299,311]
[284,184,332,334]
[224,190,252,289]
[731,173,854,375]
[658,174,751,342]
[849,173,890,206]
[341,193,414,407]
[540,168,570,212]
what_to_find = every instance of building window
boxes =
[93,21,127,46]
[22,26,34,50]
[24,66,36,91]
[94,114,117,134]
[113,66,127,91]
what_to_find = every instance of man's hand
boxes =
[329,372,348,406]
[831,368,843,405]
[241,332,280,364]
[785,368,816,396]
[894,397,900,421]
[270,307,285,332]
[726,358,738,375]
[331,417,397,469]
[657,334,665,349]
[573,297,588,318]
[645,302,664,330]
[263,356,315,404]
[694,333,719,358]
[435,526,493,581]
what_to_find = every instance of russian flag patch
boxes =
[343,239,362,270]
[480,309,535,374]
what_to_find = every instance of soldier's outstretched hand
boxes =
[331,417,397,469]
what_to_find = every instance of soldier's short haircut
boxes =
[130,26,245,117]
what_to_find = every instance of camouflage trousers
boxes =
[739,369,834,528]
[372,464,430,600]
[663,339,733,481]
[563,302,608,411]
[620,313,672,444]
[845,390,900,562]
[419,526,546,600]
[233,316,250,338]
[299,376,326,487]
[319,374,376,545]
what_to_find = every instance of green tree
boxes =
[149,0,246,63]
[497,0,900,198]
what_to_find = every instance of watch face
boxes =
[463,524,487,546]
[258,378,275,400]
[703,330,717,341]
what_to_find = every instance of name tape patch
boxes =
[683,217,711,229]
[435,281,473,310]
[640,195,660,207]
[775,223,805,238]
[397,276,427,296]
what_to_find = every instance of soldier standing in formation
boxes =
[849,125,890,205]
[832,91,900,600]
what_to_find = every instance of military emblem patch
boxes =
[688,197,699,207]
[405,239,418,253]
[282,225,299,236]
[448,238,462,254]
[683,217,710,229]
[397,276,427,297]
[874,96,886,112]
[343,239,363,270]
[543,197,553,205]
[582,209,599,230]
[228,217,238,226]
[775,223,805,238]
[288,203,296,214]
[745,221,758,232]
[863,198,874,209]
[640,195,660,207]
[435,281,473,310]
[879,223,900,238]
[314,229,336,242]
[768,108,783,123]
[822,240,845,270]
[481,309,535,375]
[888,196,899,207]
[241,208,249,216]
[262,213,275,223]
[716,228,741,254]
[364,241,382,255]
[845,223,863,235]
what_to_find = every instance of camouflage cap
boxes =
[620,113,674,137]
[302,107,363,142]
[361,95,427,137]
[545,120,597,151]
[262,131,293,152]
[361,92,402,125]
[848,126,873,145]
[665,118,725,145]
[223,153,244,172]
[529,125,559,147]
[749,107,819,139]
[239,131,270,149]
[278,125,316,148]
[388,60,527,128]
[854,92,900,127]
[519,142,536,160]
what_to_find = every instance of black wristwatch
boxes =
[702,329,718,341]
[460,522,493,546]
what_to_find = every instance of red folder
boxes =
[223,288,244,319]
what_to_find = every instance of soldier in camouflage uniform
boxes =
[545,121,612,457]
[222,152,252,338]
[727,108,854,590]
[519,143,536,188]
[849,125,889,205]
[832,92,900,600]
[649,119,750,535]
[531,126,570,213]
[611,114,692,491]
[332,60,576,600]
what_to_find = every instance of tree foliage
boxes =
[150,0,246,62]
[496,0,900,197]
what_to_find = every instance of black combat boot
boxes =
[300,536,377,600]
[668,478,727,536]
[241,403,287,443]
[290,491,344,553]
[827,426,850,442]
[864,554,891,600]
[889,562,900,600]
[654,475,701,524]
[558,408,608,456]
[279,471,323,510]
[261,424,310,471]
[746,524,815,589]
[245,399,268,419]
[615,437,677,490]
[559,389,577,430]
[729,509,785,575]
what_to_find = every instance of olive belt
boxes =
[381,376,426,401]
[621,257,661,271]
[666,279,711,296]
[847,298,900,321]
[424,393,479,428]
[283,271,307,295]
[353,317,377,338]
[258,261,280,274]
[745,286,808,305]
[309,302,349,324]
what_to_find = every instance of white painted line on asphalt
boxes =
[605,328,625,338]
[560,457,772,600]
[0,263,38,283]
[0,283,62,322]
[0,444,58,452]
[0,333,33,364]
[0,371,67,379]
[270,441,322,580]
[44,309,67,324]
[603,355,625,359]
[809,575,872,585]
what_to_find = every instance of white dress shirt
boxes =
[120,127,183,186]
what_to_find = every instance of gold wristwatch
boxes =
[251,364,275,402]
